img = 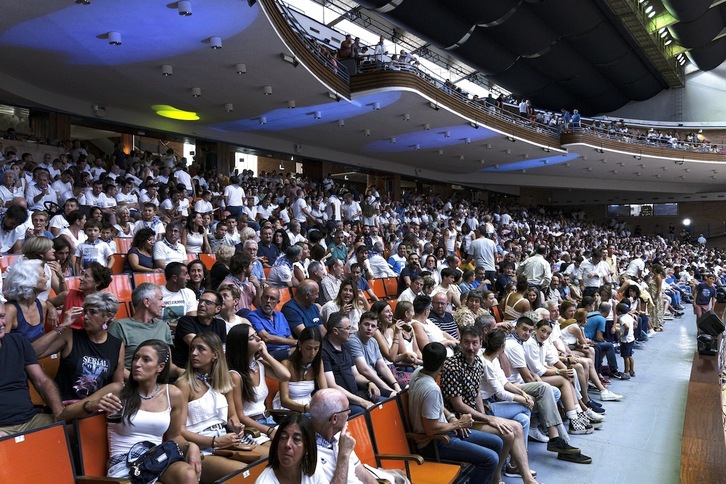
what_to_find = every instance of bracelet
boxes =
[265,428,274,437]
[211,436,215,449]
[54,326,66,335]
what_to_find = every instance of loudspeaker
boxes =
[697,311,725,336]
[697,334,717,356]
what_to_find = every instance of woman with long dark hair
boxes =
[226,324,290,440]
[125,228,159,273]
[182,211,211,255]
[273,327,327,413]
[58,340,202,482]
[186,259,210,298]
[256,413,325,483]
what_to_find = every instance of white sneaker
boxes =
[647,329,657,337]
[528,426,550,443]
[585,408,605,422]
[600,390,624,401]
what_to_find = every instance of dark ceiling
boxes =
[354,0,726,115]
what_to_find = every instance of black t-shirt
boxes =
[172,316,227,368]
[398,266,421,296]
[321,338,357,394]
[55,329,122,401]
[0,333,38,426]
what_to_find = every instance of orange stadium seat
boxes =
[370,278,387,299]
[109,254,126,275]
[214,459,268,484]
[115,238,132,255]
[383,277,399,299]
[29,353,61,406]
[132,272,166,288]
[104,274,133,304]
[65,276,81,291]
[0,422,75,483]
[199,253,217,270]
[187,253,198,264]
[0,254,22,272]
[275,288,293,312]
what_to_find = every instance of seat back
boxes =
[115,238,133,255]
[275,289,293,312]
[65,276,81,291]
[0,422,75,482]
[265,376,280,410]
[367,397,412,469]
[346,413,377,467]
[132,272,166,288]
[29,353,61,406]
[215,458,268,483]
[383,277,399,298]
[199,253,217,270]
[187,253,198,264]
[74,412,110,477]
[0,254,22,273]
[110,254,126,275]
[104,274,133,303]
[370,279,386,299]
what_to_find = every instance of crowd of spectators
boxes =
[0,140,724,483]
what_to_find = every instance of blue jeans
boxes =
[489,401,531,446]
[594,341,619,373]
[424,430,502,484]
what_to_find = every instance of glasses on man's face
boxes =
[199,299,220,306]
[330,408,351,420]
[335,325,353,332]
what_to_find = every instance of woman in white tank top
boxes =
[176,333,249,482]
[58,340,202,483]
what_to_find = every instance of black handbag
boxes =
[127,440,185,484]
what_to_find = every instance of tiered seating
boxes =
[0,254,22,273]
[214,459,267,483]
[132,272,166,288]
[109,254,126,275]
[104,274,133,320]
[0,422,76,482]
[199,253,217,270]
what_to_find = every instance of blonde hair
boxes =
[574,308,588,324]
[180,332,233,394]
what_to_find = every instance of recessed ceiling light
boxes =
[177,1,192,16]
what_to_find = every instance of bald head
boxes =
[309,388,347,423]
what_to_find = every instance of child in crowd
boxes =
[75,220,114,273]
[133,202,164,240]
[617,302,636,377]
[209,221,228,254]
[693,273,717,318]
[100,222,116,253]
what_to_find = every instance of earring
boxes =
[102,322,108,330]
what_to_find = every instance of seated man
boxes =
[153,221,187,269]
[430,291,459,340]
[281,279,324,336]
[321,313,376,415]
[309,388,378,484]
[584,299,628,380]
[247,286,296,361]
[398,275,423,304]
[441,325,536,484]
[348,312,402,398]
[161,262,198,331]
[408,341,503,484]
[172,290,227,369]
[0,302,63,436]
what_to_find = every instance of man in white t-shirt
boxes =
[223,176,246,217]
[161,261,197,330]
[153,222,187,269]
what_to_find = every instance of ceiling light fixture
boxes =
[75,0,91,4]
[161,64,173,76]
[191,87,201,98]
[287,100,295,109]
[235,63,246,74]
[224,103,234,112]
[177,1,192,16]
[108,31,122,45]
[459,155,465,160]
[280,53,299,67]
[337,119,345,127]
[443,131,450,138]
[507,136,516,142]
[413,144,420,151]
[403,113,410,121]
[469,121,478,129]
[438,150,444,156]
[462,138,470,144]
[634,155,642,160]
[390,137,396,144]
[259,116,267,125]
[429,102,439,111]
[210,36,222,49]
[373,102,381,111]
[595,147,604,154]
[423,123,430,131]
[363,129,370,137]
[263,85,272,95]
[542,147,551,153]
[313,111,322,120]
[92,104,106,117]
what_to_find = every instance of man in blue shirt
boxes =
[247,286,296,361]
[281,280,324,337]
[584,298,628,380]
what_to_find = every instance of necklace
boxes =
[249,359,258,372]
[139,383,161,400]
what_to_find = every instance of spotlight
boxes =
[295,144,302,153]
[224,103,234,112]
[438,150,444,155]
[314,111,321,120]
[210,36,222,49]
[191,87,202,98]
[108,31,122,45]
[463,138,470,144]
[403,113,410,121]
[92,105,106,117]
[542,147,551,153]
[363,129,371,137]
[469,122,479,129]
[161,64,173,76]
[429,102,439,111]
[443,131,450,138]
[75,0,91,4]
[177,1,192,16]
[259,117,267,125]
[634,155,642,160]
[337,119,345,127]
[287,100,296,109]
[263,85,272,95]
[414,144,420,150]
[423,124,430,131]
[595,147,604,154]
[280,53,299,67]
[235,63,247,74]
[675,160,684,165]
[373,102,381,111]
[507,136,516,142]
[390,137,396,144]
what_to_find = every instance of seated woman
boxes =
[125,228,160,273]
[454,290,487,329]
[58,340,202,483]
[187,259,210,299]
[182,211,211,255]
[273,327,327,413]
[320,278,367,330]
[176,333,249,483]
[113,206,135,239]
[411,294,459,357]
[53,262,113,329]
[226,324,290,442]
[267,245,303,289]
[32,292,124,404]
[22,236,66,302]
[53,237,76,278]
[59,210,87,253]
[373,300,421,387]
[5,259,51,342]
[501,276,531,322]
[256,413,326,484]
